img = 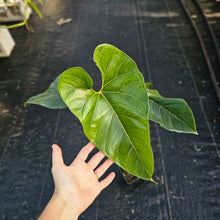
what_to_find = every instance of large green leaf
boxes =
[146,86,198,134]
[25,75,66,109]
[58,44,154,180]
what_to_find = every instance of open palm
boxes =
[51,142,115,216]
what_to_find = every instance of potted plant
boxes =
[25,44,197,184]
[0,0,42,57]
[0,0,42,30]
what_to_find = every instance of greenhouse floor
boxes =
[0,0,219,219]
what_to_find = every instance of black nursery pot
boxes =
[119,168,142,185]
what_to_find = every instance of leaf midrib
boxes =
[100,92,148,176]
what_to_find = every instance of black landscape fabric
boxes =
[0,0,219,219]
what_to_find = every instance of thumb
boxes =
[52,144,64,166]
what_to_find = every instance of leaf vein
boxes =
[103,72,139,88]
[101,93,147,174]
[150,99,194,131]
[104,112,114,153]
[90,93,101,124]
[103,91,147,110]
[81,92,96,117]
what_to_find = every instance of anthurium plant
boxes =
[25,44,197,182]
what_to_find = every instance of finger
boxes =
[76,142,95,161]
[52,144,64,165]
[94,158,114,178]
[99,172,115,190]
[87,151,105,170]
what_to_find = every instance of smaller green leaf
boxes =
[26,0,42,18]
[149,96,198,134]
[146,86,197,134]
[25,75,66,109]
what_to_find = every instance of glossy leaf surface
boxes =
[58,44,154,180]
[147,86,197,134]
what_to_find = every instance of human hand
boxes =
[51,142,115,218]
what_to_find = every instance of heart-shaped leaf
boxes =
[58,44,154,180]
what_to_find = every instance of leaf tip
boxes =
[150,178,157,184]
[24,101,28,108]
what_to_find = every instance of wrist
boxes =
[52,192,79,220]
